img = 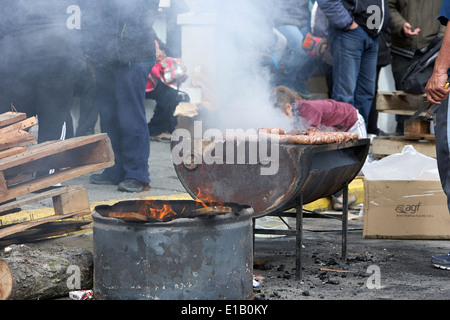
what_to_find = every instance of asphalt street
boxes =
[12,138,450,302]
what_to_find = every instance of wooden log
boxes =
[0,244,93,300]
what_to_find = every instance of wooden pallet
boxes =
[0,112,114,244]
[376,91,427,115]
[0,185,91,240]
[371,136,436,158]
[0,133,114,204]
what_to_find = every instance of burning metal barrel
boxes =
[92,200,254,300]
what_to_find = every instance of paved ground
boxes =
[10,139,450,302]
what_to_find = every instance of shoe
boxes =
[150,132,172,142]
[331,193,358,211]
[376,129,389,137]
[431,253,450,270]
[89,173,118,185]
[118,179,149,193]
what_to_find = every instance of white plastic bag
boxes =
[362,145,440,180]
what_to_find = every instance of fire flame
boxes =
[195,187,224,208]
[111,186,224,222]
[147,203,180,221]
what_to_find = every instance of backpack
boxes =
[400,37,443,94]
[301,2,332,65]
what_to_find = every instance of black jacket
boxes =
[317,0,389,38]
[0,1,85,65]
[82,0,160,66]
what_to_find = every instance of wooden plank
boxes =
[52,187,90,216]
[0,185,86,215]
[0,117,37,134]
[0,172,7,196]
[0,112,27,128]
[0,130,36,151]
[376,109,423,116]
[404,119,433,140]
[0,220,91,247]
[4,173,33,187]
[0,133,112,171]
[377,91,426,113]
[0,162,112,204]
[371,136,436,158]
[403,134,435,141]
[0,147,26,160]
[0,209,90,240]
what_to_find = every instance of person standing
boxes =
[316,0,388,127]
[425,0,450,270]
[272,0,312,96]
[85,0,160,192]
[389,0,444,135]
[0,1,84,144]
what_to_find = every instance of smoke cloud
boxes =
[193,0,294,132]
[0,0,294,138]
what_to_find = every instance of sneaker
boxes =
[376,129,390,137]
[431,253,450,270]
[118,179,149,193]
[89,173,118,185]
[150,132,172,142]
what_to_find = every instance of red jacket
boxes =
[295,99,358,132]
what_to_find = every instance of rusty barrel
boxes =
[172,138,370,217]
[92,200,254,300]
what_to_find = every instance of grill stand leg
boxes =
[295,193,303,280]
[342,182,348,261]
[252,183,350,281]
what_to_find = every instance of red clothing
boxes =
[146,57,188,92]
[295,99,358,131]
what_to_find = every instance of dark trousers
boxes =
[96,63,153,184]
[146,82,180,135]
[391,52,425,134]
[434,97,450,211]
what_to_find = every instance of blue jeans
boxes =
[96,63,153,184]
[329,26,378,125]
[276,25,317,95]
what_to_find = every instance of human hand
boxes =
[156,48,166,63]
[403,22,421,37]
[425,72,450,104]
[349,21,359,30]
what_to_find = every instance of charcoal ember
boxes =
[302,290,310,296]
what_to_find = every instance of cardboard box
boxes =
[363,179,450,239]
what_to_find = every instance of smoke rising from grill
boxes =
[193,0,294,132]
